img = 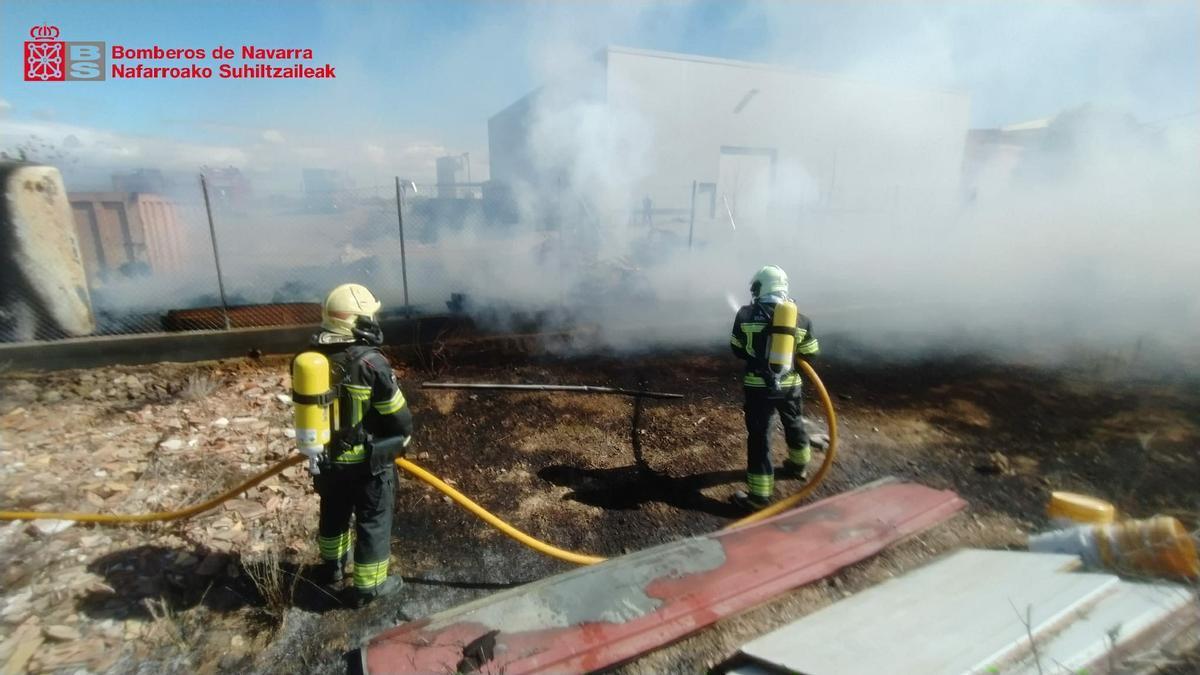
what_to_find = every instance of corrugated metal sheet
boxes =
[1007,580,1197,674]
[135,194,188,275]
[363,479,966,674]
[739,549,1199,675]
[68,192,188,282]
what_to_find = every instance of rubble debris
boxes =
[35,636,114,671]
[1031,515,1199,579]
[1,622,43,673]
[974,451,1010,475]
[27,520,75,537]
[0,360,320,671]
[224,499,267,521]
[44,624,82,641]
[1,590,34,623]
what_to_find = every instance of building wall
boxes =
[488,53,609,190]
[604,47,970,216]
[488,47,971,225]
[488,90,540,189]
[436,155,467,199]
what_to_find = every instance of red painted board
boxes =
[364,480,966,674]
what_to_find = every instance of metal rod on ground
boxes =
[394,176,411,316]
[422,382,684,400]
[199,173,231,330]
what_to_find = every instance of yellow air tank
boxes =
[292,351,333,473]
[768,300,799,377]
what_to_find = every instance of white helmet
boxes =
[750,265,788,298]
[322,283,381,336]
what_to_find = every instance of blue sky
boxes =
[0,0,1196,186]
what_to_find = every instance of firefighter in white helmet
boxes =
[728,266,820,511]
[294,283,412,607]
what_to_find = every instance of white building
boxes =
[488,46,971,228]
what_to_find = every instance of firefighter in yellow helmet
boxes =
[296,283,412,607]
[728,266,820,511]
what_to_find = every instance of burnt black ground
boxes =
[247,342,1200,674]
[12,338,1186,673]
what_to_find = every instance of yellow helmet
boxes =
[322,283,381,336]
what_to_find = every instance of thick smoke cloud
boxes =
[2,2,1195,366]
[430,2,1199,369]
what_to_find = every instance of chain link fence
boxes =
[4,174,570,343]
[5,168,939,344]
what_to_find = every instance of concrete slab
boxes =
[740,549,1120,675]
[362,479,967,674]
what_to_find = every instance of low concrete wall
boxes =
[0,314,469,371]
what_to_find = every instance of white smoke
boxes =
[2,2,1196,368]
[411,2,1200,371]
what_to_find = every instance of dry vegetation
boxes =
[0,344,1196,673]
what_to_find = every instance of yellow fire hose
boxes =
[0,362,837,565]
[0,453,306,523]
[395,458,605,565]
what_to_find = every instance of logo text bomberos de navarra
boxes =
[110,46,335,79]
[23,25,338,82]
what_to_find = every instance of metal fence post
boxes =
[688,180,697,250]
[199,174,231,330]
[394,176,411,316]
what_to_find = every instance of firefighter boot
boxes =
[782,445,812,479]
[781,460,810,480]
[352,576,403,608]
[314,552,348,589]
[731,490,772,512]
